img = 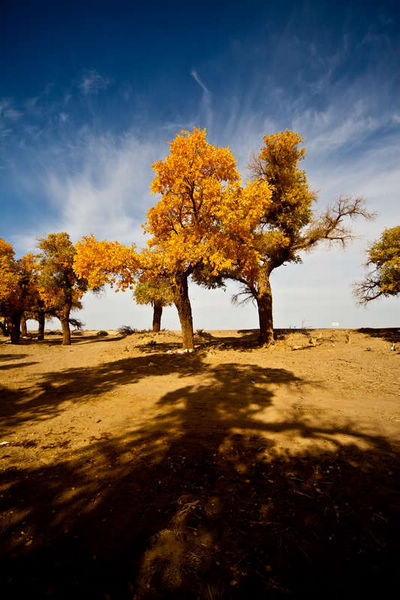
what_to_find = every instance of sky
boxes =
[1,0,399,331]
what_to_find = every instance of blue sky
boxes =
[1,0,400,330]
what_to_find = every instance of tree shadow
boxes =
[0,361,37,371]
[30,333,125,346]
[357,327,400,344]
[0,352,207,434]
[1,359,399,599]
[136,331,263,354]
[0,354,29,362]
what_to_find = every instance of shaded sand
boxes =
[1,328,399,599]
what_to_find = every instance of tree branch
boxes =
[297,197,374,251]
[353,273,384,305]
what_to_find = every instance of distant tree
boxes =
[20,314,28,337]
[0,239,37,343]
[354,226,400,303]
[37,233,89,345]
[74,235,141,325]
[21,277,49,340]
[21,309,47,340]
[0,318,9,336]
[228,130,371,345]
[134,278,174,332]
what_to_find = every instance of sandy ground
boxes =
[1,327,399,599]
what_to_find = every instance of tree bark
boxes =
[256,270,274,346]
[60,307,71,345]
[10,313,22,344]
[152,302,163,332]
[37,312,45,340]
[0,318,7,335]
[20,314,27,337]
[173,273,194,350]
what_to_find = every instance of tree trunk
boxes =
[256,270,274,346]
[60,308,71,345]
[10,313,21,344]
[37,312,45,340]
[152,302,163,332]
[20,314,27,337]
[0,318,7,335]
[173,273,194,350]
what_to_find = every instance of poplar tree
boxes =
[0,239,37,343]
[134,278,174,332]
[229,130,370,345]
[37,233,89,345]
[355,226,400,303]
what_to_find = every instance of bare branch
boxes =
[298,197,374,251]
[353,272,384,305]
[247,151,265,180]
[231,285,256,307]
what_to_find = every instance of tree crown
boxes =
[134,278,174,307]
[74,235,139,290]
[355,226,400,302]
[0,240,38,315]
[249,129,315,234]
[38,232,88,312]
[146,127,271,278]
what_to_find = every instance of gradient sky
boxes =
[1,0,399,331]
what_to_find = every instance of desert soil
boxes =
[0,327,399,599]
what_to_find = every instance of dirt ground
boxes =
[1,327,399,599]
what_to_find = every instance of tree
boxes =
[0,239,37,343]
[21,309,47,340]
[75,128,271,350]
[20,314,28,337]
[354,226,400,303]
[228,130,370,345]
[37,233,89,345]
[134,278,174,332]
[145,127,271,349]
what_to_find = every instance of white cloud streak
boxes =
[38,133,163,245]
[0,98,23,138]
[191,69,213,130]
[79,69,110,96]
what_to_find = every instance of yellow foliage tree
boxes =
[133,277,174,332]
[37,233,90,345]
[0,239,38,343]
[354,226,400,303]
[145,127,271,349]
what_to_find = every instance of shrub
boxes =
[118,325,136,336]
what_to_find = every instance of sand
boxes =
[1,327,399,598]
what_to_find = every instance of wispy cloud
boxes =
[191,69,213,130]
[0,99,22,121]
[0,98,23,138]
[79,69,110,96]
[13,130,164,250]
